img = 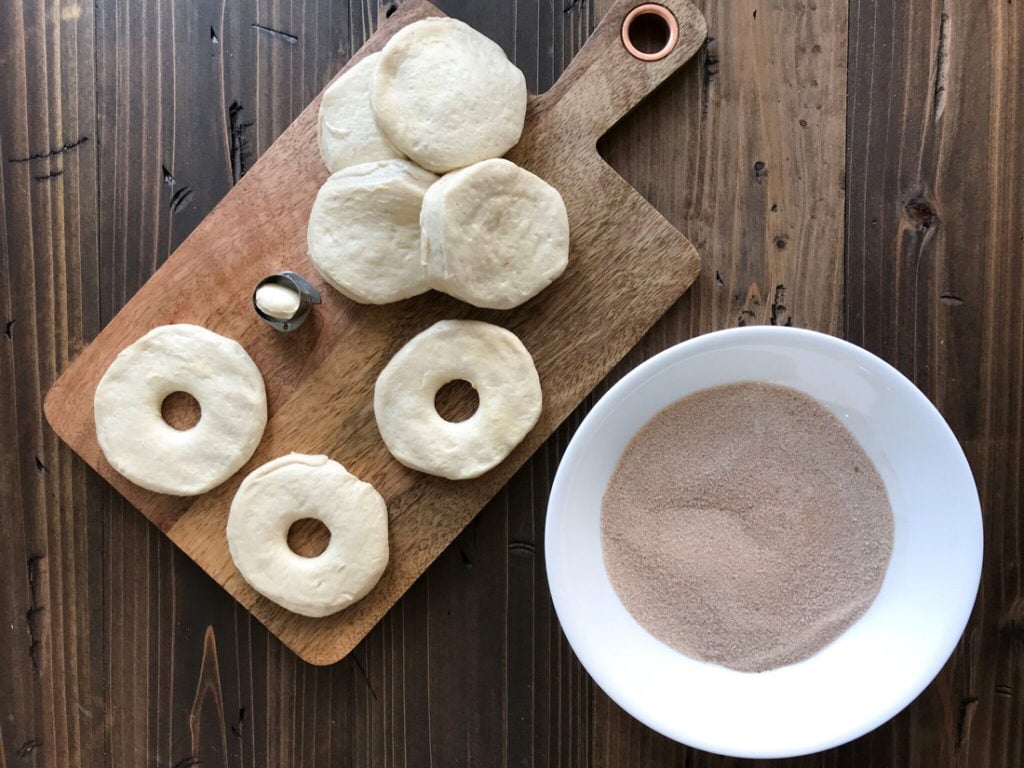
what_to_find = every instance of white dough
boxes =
[227,453,389,617]
[307,159,438,304]
[372,18,528,173]
[255,282,300,319]
[317,53,405,173]
[374,320,542,480]
[421,158,570,309]
[93,324,267,496]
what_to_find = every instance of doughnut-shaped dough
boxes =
[308,159,438,304]
[374,320,542,479]
[94,324,267,496]
[372,18,528,173]
[421,159,570,309]
[227,454,389,617]
[317,53,405,173]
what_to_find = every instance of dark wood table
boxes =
[2,1,1021,765]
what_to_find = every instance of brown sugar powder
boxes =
[600,382,894,673]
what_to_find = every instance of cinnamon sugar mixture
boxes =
[601,382,893,672]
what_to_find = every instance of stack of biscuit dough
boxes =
[310,17,570,310]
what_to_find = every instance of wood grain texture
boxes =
[600,0,848,338]
[42,0,706,666]
[3,0,1022,766]
[846,1,1024,765]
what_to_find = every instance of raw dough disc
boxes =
[372,17,528,173]
[307,159,438,304]
[227,453,389,618]
[93,324,267,496]
[421,158,570,309]
[317,52,405,173]
[374,319,542,480]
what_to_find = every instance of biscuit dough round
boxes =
[421,159,570,309]
[374,320,542,480]
[372,18,528,173]
[227,453,389,617]
[93,324,267,496]
[308,159,438,304]
[317,53,405,173]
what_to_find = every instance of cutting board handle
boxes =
[541,0,707,142]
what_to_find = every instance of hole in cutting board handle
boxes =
[621,4,679,62]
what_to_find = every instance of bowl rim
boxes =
[544,325,983,758]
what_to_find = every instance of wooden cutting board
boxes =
[44,0,706,665]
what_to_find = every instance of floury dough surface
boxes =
[227,453,389,617]
[317,53,405,173]
[420,159,569,309]
[93,324,267,496]
[371,18,527,173]
[601,382,894,673]
[307,159,438,304]
[374,320,542,479]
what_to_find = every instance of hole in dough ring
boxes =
[93,324,267,496]
[227,453,389,617]
[374,320,543,480]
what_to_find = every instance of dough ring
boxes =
[308,159,438,304]
[372,17,528,173]
[227,453,389,617]
[421,158,570,309]
[374,320,542,480]
[317,52,405,173]
[93,324,267,496]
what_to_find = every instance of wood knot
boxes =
[904,195,939,230]
[753,161,768,183]
[770,284,793,326]
[956,695,979,752]
[1006,595,1024,642]
[16,739,42,758]
[508,541,536,557]
[700,37,719,119]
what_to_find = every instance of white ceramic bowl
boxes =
[545,326,982,759]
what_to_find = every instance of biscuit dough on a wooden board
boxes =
[307,159,437,304]
[44,0,707,665]
[421,159,569,309]
[228,453,389,618]
[374,320,542,479]
[317,52,405,173]
[94,324,267,496]
[372,17,528,172]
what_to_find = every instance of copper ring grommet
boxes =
[621,4,679,62]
